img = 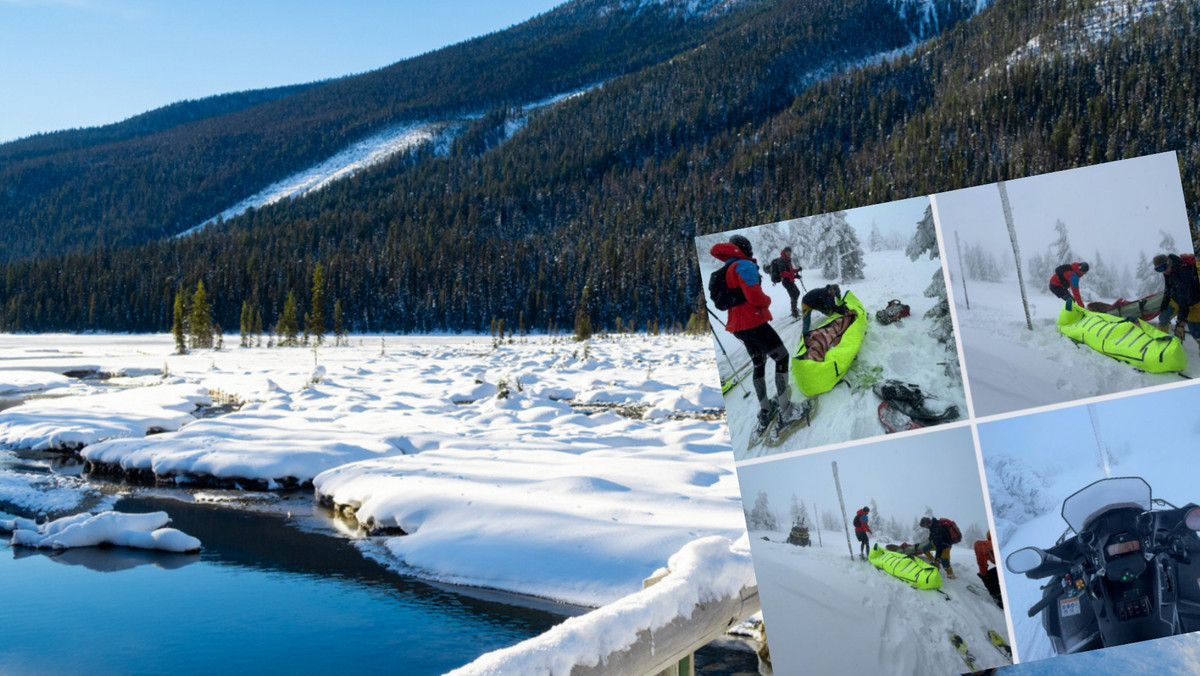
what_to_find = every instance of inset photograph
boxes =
[979,384,1200,662]
[695,196,967,461]
[737,427,1009,675]
[981,631,1200,676]
[937,152,1198,418]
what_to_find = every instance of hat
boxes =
[919,517,931,528]
[1153,253,1169,271]
[1078,261,1089,273]
[863,506,870,513]
[729,235,753,258]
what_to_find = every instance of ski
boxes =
[987,630,1012,661]
[950,634,979,672]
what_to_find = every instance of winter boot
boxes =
[944,566,956,580]
[752,400,778,442]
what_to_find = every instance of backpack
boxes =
[767,258,784,284]
[1053,263,1075,287]
[852,513,862,528]
[708,261,747,311]
[1181,253,1196,268]
[939,518,962,544]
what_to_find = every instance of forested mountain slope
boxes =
[6,0,1194,335]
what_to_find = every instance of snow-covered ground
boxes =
[0,333,746,613]
[979,384,1200,661]
[748,530,1010,675]
[951,278,1196,418]
[702,249,966,460]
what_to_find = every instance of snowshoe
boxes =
[748,400,778,446]
[875,299,911,325]
[878,401,922,434]
[765,397,817,447]
[873,379,960,424]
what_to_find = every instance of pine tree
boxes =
[252,306,263,347]
[277,291,300,347]
[810,211,865,280]
[574,283,594,341]
[333,299,345,346]
[239,300,252,348]
[748,491,777,531]
[172,291,187,355]
[908,206,955,345]
[868,220,884,252]
[1050,219,1075,263]
[305,263,326,346]
[188,281,214,349]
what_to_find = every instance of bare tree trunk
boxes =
[955,231,970,311]
[832,461,854,561]
[998,180,1033,330]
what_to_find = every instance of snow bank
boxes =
[3,510,201,552]
[0,333,745,611]
[0,370,74,396]
[447,535,754,676]
[0,383,210,451]
[0,469,97,515]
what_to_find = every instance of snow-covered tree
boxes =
[790,493,810,525]
[1027,249,1056,294]
[809,211,866,281]
[984,454,1053,543]
[963,241,1003,282]
[821,509,840,531]
[1050,219,1075,263]
[747,491,778,531]
[1160,229,1177,253]
[1086,250,1118,300]
[907,206,954,345]
[962,523,986,546]
[869,221,884,252]
[1136,250,1162,297]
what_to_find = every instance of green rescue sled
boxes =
[868,544,942,590]
[792,290,867,396]
[1057,305,1186,373]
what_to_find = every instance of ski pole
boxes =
[706,308,752,398]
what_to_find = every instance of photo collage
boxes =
[695,151,1200,675]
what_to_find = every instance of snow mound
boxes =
[3,510,201,553]
[447,535,754,676]
[0,383,210,451]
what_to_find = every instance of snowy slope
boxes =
[953,278,1196,418]
[181,85,598,237]
[703,249,966,460]
[1003,0,1175,70]
[749,529,1011,675]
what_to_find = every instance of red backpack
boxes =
[940,518,962,544]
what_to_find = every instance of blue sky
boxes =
[0,0,565,143]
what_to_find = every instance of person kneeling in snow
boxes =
[1153,253,1200,348]
[800,284,848,335]
[975,530,1003,608]
[710,235,806,438]
[917,516,958,579]
[1048,261,1089,310]
[853,506,872,559]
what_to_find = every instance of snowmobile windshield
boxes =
[1062,477,1152,533]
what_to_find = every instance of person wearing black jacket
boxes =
[918,516,957,579]
[1153,253,1200,347]
[800,284,848,334]
[767,247,803,319]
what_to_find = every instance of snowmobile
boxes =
[875,299,911,325]
[786,523,811,547]
[1006,477,1200,655]
[872,379,960,433]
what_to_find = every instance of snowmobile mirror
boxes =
[1185,508,1200,532]
[1006,547,1046,574]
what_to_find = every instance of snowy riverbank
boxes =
[0,333,748,612]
